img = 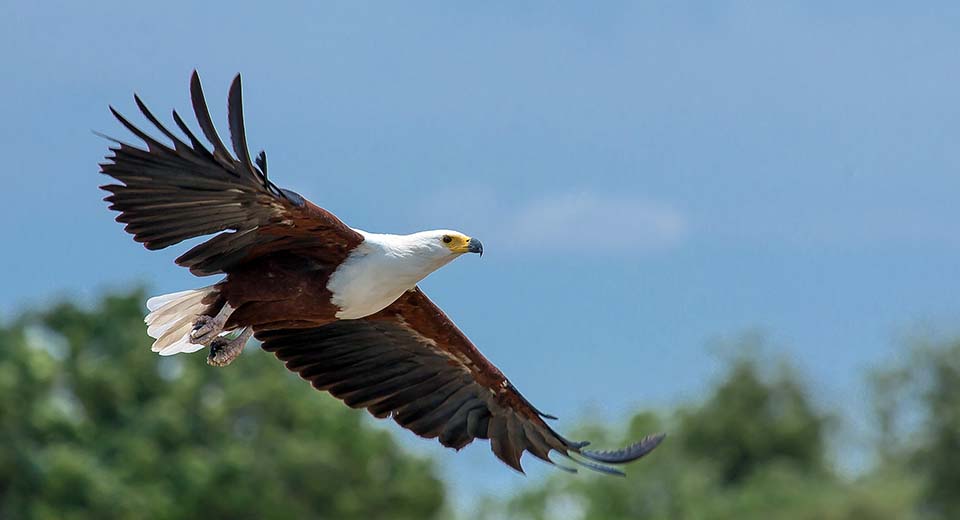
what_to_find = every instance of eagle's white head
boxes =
[389,229,483,257]
[328,229,483,319]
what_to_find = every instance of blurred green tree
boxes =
[678,350,830,485]
[8,289,956,520]
[481,341,920,520]
[0,289,446,520]
[870,338,960,519]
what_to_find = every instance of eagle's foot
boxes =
[207,328,253,367]
[190,303,235,345]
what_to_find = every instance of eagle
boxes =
[99,71,663,475]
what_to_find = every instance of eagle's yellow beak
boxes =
[446,235,483,256]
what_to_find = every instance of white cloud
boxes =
[505,192,687,252]
[414,188,688,254]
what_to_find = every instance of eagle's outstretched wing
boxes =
[259,287,664,475]
[100,71,362,276]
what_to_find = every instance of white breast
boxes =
[326,231,453,319]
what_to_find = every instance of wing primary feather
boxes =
[108,107,175,155]
[172,109,214,158]
[507,382,558,420]
[92,130,124,145]
[256,150,268,175]
[553,463,579,474]
[488,416,523,473]
[519,422,555,463]
[226,74,260,183]
[565,455,626,477]
[133,95,194,156]
[189,70,237,168]
[579,433,666,464]
[505,417,530,469]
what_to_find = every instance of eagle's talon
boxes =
[190,315,216,343]
[189,304,235,345]
[206,328,252,367]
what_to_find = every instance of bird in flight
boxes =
[99,71,663,475]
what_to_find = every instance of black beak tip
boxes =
[468,238,484,256]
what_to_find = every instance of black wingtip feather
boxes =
[507,382,558,421]
[256,150,268,175]
[171,109,211,156]
[133,94,194,154]
[227,74,258,179]
[567,456,626,477]
[190,70,236,168]
[107,105,175,155]
[579,433,665,464]
[92,129,120,144]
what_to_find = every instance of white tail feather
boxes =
[146,289,205,311]
[145,286,218,355]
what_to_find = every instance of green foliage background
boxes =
[2,289,958,519]
[0,290,444,520]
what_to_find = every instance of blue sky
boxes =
[3,0,960,508]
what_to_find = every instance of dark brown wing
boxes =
[258,288,664,475]
[99,71,362,276]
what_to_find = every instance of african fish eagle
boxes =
[98,71,663,475]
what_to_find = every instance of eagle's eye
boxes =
[442,235,453,244]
